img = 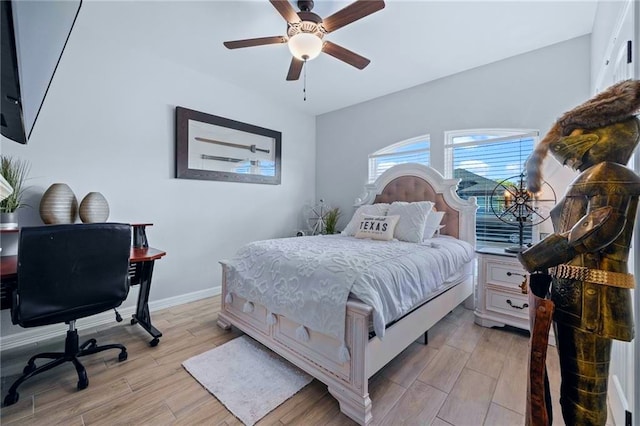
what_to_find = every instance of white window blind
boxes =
[445,129,538,248]
[368,135,430,183]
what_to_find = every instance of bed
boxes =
[217,163,477,425]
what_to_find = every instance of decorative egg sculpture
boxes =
[39,183,78,224]
[79,192,110,223]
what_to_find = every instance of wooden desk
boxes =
[0,247,167,347]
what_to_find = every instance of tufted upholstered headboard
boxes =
[355,163,477,246]
[373,176,460,239]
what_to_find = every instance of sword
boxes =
[201,154,244,163]
[195,136,270,154]
[201,155,261,166]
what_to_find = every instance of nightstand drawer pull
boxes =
[506,299,529,310]
[487,262,527,287]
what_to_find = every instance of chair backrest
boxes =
[13,223,131,327]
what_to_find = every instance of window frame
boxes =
[444,129,538,178]
[368,134,430,183]
[444,128,541,249]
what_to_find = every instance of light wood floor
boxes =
[0,295,566,425]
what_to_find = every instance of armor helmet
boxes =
[526,80,640,192]
[549,117,640,171]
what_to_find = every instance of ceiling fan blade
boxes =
[286,58,303,81]
[223,36,287,49]
[322,0,385,33]
[269,0,301,24]
[322,41,370,69]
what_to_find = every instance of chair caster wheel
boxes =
[4,392,19,406]
[130,318,138,325]
[23,363,36,375]
[77,371,88,390]
[118,351,128,362]
[77,378,88,390]
[115,312,123,322]
[149,338,159,347]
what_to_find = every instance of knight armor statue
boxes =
[518,79,640,425]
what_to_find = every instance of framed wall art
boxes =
[175,107,281,184]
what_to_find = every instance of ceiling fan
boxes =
[223,0,385,81]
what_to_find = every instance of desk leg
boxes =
[131,261,163,347]
[132,225,148,248]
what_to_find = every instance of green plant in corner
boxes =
[323,207,341,235]
[0,156,30,213]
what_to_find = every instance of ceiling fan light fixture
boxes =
[288,32,323,61]
[223,0,385,80]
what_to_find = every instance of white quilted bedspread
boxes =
[225,235,474,343]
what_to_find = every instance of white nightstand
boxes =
[474,247,530,331]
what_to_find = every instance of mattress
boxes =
[225,234,474,344]
[349,236,474,337]
[363,270,466,337]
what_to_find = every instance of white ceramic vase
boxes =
[39,183,78,224]
[79,192,110,223]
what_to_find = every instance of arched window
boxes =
[368,135,430,183]
[444,129,539,247]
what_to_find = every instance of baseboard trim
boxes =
[147,286,220,312]
[0,286,221,352]
[609,374,629,426]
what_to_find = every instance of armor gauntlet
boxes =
[518,233,575,273]
[519,206,623,273]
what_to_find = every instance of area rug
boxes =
[182,335,313,425]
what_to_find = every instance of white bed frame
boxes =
[218,164,477,425]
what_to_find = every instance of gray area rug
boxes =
[182,335,313,425]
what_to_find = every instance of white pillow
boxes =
[423,210,446,239]
[342,203,390,236]
[355,214,400,241]
[387,201,434,243]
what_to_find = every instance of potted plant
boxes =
[0,156,30,229]
[323,207,341,235]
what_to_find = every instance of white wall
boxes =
[0,2,316,338]
[591,0,632,91]
[316,36,590,226]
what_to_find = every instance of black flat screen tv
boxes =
[1,0,82,144]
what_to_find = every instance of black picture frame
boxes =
[175,107,281,184]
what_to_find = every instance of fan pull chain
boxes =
[303,59,307,101]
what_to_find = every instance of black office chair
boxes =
[3,223,132,406]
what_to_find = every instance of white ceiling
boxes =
[146,1,599,116]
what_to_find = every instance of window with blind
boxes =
[368,135,430,183]
[444,129,538,248]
